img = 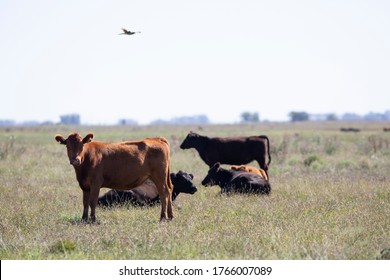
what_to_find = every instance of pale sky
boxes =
[1,0,389,124]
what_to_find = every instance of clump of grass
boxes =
[376,248,390,260]
[336,160,356,170]
[272,134,291,163]
[367,135,390,154]
[59,213,82,224]
[0,136,15,160]
[304,154,323,168]
[50,240,76,254]
[287,157,300,166]
[324,136,339,155]
[359,157,371,169]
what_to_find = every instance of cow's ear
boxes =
[55,135,67,145]
[83,133,94,144]
[189,173,194,179]
[212,162,221,169]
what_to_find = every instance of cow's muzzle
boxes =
[201,179,212,186]
[179,143,189,149]
[70,158,81,166]
[190,187,197,194]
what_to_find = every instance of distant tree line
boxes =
[1,110,390,126]
[288,111,390,122]
[150,115,209,125]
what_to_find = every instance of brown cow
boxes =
[230,165,268,181]
[55,132,173,222]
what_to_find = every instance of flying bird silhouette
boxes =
[119,28,141,35]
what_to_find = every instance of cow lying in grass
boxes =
[202,163,271,195]
[230,165,268,181]
[98,171,197,207]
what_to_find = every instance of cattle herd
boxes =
[55,131,272,222]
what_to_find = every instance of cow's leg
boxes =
[159,186,171,221]
[82,190,90,222]
[151,175,173,221]
[165,170,174,220]
[89,185,101,223]
[256,158,269,180]
[166,190,174,219]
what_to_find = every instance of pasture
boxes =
[0,122,389,259]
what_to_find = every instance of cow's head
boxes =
[179,131,199,149]
[55,132,94,166]
[171,170,197,194]
[201,162,221,187]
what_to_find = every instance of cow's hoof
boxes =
[159,217,174,223]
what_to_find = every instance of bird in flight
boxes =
[119,28,141,35]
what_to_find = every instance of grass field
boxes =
[0,122,389,259]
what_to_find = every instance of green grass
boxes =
[0,122,389,259]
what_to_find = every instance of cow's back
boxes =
[82,138,170,190]
[230,165,268,181]
[206,137,264,165]
[229,171,271,194]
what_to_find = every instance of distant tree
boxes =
[326,113,338,121]
[60,114,80,125]
[240,112,259,123]
[118,119,138,125]
[289,111,309,122]
[342,113,362,121]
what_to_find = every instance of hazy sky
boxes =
[1,0,389,124]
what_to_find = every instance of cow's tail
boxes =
[166,164,173,192]
[161,137,174,192]
[260,135,271,166]
[161,137,174,220]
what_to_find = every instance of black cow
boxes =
[201,163,271,195]
[98,171,197,207]
[180,131,271,178]
[340,127,360,132]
